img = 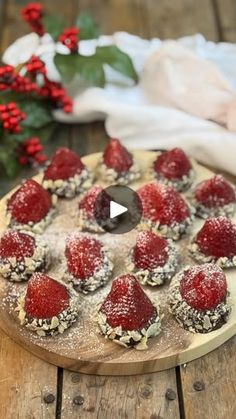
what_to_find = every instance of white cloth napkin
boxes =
[3,32,236,175]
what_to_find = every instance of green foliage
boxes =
[96,46,138,82]
[0,137,20,177]
[54,45,138,87]
[76,11,100,40]
[54,53,105,87]
[43,15,66,40]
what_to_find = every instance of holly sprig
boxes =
[23,5,138,87]
[0,4,138,178]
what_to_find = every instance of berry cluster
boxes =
[39,79,73,113]
[21,2,44,36]
[0,65,37,93]
[0,103,26,133]
[58,27,79,53]
[17,137,47,166]
[0,65,15,90]
[26,55,46,76]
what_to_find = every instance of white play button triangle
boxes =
[110,200,128,219]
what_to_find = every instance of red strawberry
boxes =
[78,185,103,220]
[65,235,103,279]
[194,175,235,208]
[154,148,192,179]
[100,274,155,330]
[180,264,227,310]
[103,138,133,173]
[0,230,35,261]
[7,179,52,224]
[44,147,84,181]
[138,183,190,225]
[195,216,236,258]
[24,273,70,319]
[133,231,168,269]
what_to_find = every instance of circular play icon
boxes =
[94,185,143,234]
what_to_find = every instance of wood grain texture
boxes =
[0,152,236,377]
[77,0,147,36]
[0,327,57,419]
[145,0,219,40]
[215,0,236,41]
[180,334,236,419]
[61,370,180,418]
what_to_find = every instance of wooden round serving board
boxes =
[0,151,236,376]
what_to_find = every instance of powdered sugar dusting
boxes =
[0,151,235,370]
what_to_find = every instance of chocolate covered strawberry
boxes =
[17,273,79,336]
[0,229,50,282]
[0,230,34,261]
[7,179,56,233]
[43,147,92,198]
[193,175,236,218]
[44,147,84,180]
[64,234,113,293]
[128,231,178,286]
[153,148,194,191]
[78,185,105,233]
[98,138,141,185]
[97,274,162,349]
[169,264,231,333]
[189,217,236,268]
[138,183,194,240]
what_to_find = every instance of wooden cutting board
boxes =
[0,151,235,376]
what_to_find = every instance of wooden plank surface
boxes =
[215,0,236,42]
[180,335,236,419]
[61,370,180,419]
[77,0,147,37]
[145,0,219,40]
[1,0,236,418]
[0,328,57,419]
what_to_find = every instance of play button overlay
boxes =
[94,185,143,234]
[110,201,128,218]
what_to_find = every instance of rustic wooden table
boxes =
[1,1,236,418]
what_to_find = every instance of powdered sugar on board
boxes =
[0,150,235,374]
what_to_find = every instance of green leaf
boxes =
[20,100,54,129]
[96,45,138,83]
[0,148,20,178]
[76,11,100,40]
[43,15,66,40]
[0,92,54,128]
[54,53,105,87]
[10,122,56,144]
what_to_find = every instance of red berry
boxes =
[103,139,133,173]
[0,230,35,261]
[195,216,236,258]
[194,175,235,208]
[7,179,52,224]
[35,153,47,164]
[24,273,69,319]
[18,156,28,166]
[21,3,44,36]
[78,185,103,220]
[133,231,168,270]
[138,183,190,225]
[0,102,25,133]
[100,274,155,330]
[58,27,79,53]
[65,235,103,279]
[44,147,84,181]
[26,55,46,75]
[154,148,192,180]
[180,264,227,310]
